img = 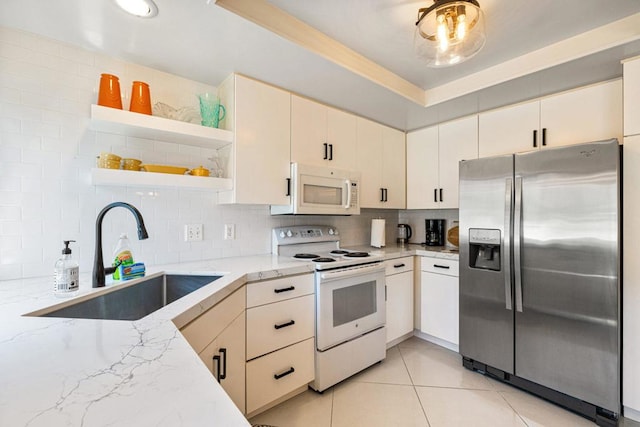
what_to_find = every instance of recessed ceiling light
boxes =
[115,0,158,18]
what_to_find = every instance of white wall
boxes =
[0,26,399,280]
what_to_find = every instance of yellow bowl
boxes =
[99,152,121,162]
[122,158,142,171]
[98,159,121,169]
[189,166,210,177]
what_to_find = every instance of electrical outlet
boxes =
[224,224,235,240]
[184,224,203,241]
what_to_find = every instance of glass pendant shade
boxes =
[415,0,485,67]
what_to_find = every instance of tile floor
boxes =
[249,337,639,427]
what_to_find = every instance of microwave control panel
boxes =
[350,182,359,207]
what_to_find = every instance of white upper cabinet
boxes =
[407,125,439,209]
[407,116,478,209]
[356,118,406,209]
[438,116,479,209]
[479,100,540,157]
[291,95,356,170]
[541,80,622,147]
[218,74,291,205]
[479,80,622,158]
[624,56,640,137]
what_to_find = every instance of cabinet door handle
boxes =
[533,129,538,148]
[439,188,443,202]
[433,264,450,269]
[219,348,227,380]
[542,128,547,146]
[434,189,438,203]
[380,188,385,202]
[394,263,406,268]
[212,354,221,382]
[274,285,295,293]
[274,320,296,330]
[385,284,387,301]
[286,178,291,197]
[384,188,388,202]
[323,143,328,160]
[274,367,295,380]
[329,144,333,160]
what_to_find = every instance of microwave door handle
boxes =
[344,179,352,208]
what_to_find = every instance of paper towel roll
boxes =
[370,219,386,248]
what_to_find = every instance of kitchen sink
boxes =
[35,273,222,321]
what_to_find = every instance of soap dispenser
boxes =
[54,240,79,297]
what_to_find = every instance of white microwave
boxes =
[270,163,360,215]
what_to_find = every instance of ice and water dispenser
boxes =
[468,228,501,271]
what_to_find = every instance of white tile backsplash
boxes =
[0,26,409,281]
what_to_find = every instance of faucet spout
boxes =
[93,202,149,288]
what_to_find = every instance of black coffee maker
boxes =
[425,219,445,246]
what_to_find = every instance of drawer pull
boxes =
[274,320,296,330]
[274,367,295,380]
[433,264,450,269]
[393,263,406,268]
[274,286,295,293]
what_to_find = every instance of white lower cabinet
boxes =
[420,257,459,349]
[179,287,247,414]
[245,273,315,416]
[246,337,315,415]
[199,313,246,412]
[384,257,414,345]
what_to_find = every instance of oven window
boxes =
[303,184,342,206]
[332,281,377,327]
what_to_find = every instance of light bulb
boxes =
[437,15,448,52]
[456,14,467,40]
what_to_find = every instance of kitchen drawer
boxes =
[246,294,314,360]
[247,273,314,308]
[384,256,413,276]
[420,257,459,277]
[246,337,315,414]
[180,286,246,354]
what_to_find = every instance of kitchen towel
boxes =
[370,219,385,248]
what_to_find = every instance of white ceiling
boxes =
[1,0,640,131]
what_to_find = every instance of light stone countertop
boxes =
[0,245,456,426]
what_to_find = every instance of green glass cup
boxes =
[198,93,226,128]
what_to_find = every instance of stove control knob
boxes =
[333,229,339,235]
[328,228,334,235]
[286,230,293,238]
[279,231,286,238]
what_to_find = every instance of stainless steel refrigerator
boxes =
[459,139,620,426]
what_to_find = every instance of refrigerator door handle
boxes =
[504,178,513,311]
[514,176,524,312]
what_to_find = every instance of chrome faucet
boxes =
[93,202,149,288]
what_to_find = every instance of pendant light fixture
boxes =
[414,0,485,67]
[115,0,158,18]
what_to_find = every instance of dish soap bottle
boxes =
[54,240,79,297]
[112,233,134,280]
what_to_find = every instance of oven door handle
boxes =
[318,263,385,281]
